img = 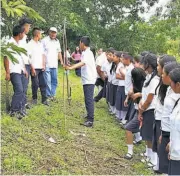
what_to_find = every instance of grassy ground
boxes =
[1,67,154,175]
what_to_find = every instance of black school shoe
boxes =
[42,100,49,106]
[25,103,31,109]
[81,120,93,127]
[10,111,24,120]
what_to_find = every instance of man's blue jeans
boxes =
[45,67,58,97]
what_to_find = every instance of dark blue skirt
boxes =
[115,86,128,111]
[109,84,118,106]
[140,109,155,141]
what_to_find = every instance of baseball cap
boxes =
[49,27,57,33]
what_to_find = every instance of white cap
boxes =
[49,27,57,33]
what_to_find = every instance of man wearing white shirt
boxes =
[42,27,63,100]
[19,18,32,109]
[4,25,27,119]
[65,36,97,127]
[28,28,48,105]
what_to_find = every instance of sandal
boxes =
[124,153,133,160]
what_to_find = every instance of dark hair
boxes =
[75,47,81,54]
[142,53,157,87]
[155,55,177,105]
[32,27,41,37]
[110,51,122,74]
[164,62,178,75]
[19,18,32,26]
[169,68,180,83]
[114,51,122,58]
[134,55,142,63]
[13,25,25,37]
[140,51,150,56]
[159,55,176,68]
[122,53,133,62]
[131,68,146,103]
[80,36,90,46]
[106,47,115,53]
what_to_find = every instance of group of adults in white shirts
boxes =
[4,18,63,119]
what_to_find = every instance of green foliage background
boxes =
[1,0,180,58]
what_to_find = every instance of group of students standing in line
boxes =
[94,48,180,175]
[4,18,64,119]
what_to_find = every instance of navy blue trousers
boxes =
[10,73,26,112]
[31,69,47,102]
[83,84,95,122]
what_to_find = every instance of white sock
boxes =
[118,111,122,120]
[145,145,148,156]
[147,148,152,159]
[115,110,120,118]
[151,152,158,166]
[134,132,142,142]
[153,155,159,170]
[127,144,133,155]
[121,111,127,120]
[112,106,116,114]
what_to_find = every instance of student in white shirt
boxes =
[114,51,127,120]
[19,18,32,109]
[28,28,48,106]
[158,62,180,174]
[4,25,27,119]
[167,67,180,176]
[42,27,63,100]
[138,53,160,166]
[152,55,176,172]
[65,36,97,127]
[109,51,121,115]
[101,51,113,102]
[122,53,134,124]
[94,51,107,102]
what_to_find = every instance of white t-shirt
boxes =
[81,47,97,85]
[116,62,125,86]
[28,39,44,69]
[170,99,180,160]
[41,36,61,68]
[124,63,134,95]
[8,37,24,74]
[101,61,112,82]
[161,87,180,132]
[141,75,160,111]
[95,52,107,78]
[19,34,30,65]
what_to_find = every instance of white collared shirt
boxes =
[116,62,125,86]
[154,95,163,121]
[161,87,180,132]
[141,75,160,111]
[124,63,134,95]
[19,34,30,65]
[170,99,180,160]
[42,36,61,68]
[81,47,97,85]
[101,61,112,82]
[27,39,44,69]
[8,37,24,74]
[95,52,107,78]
